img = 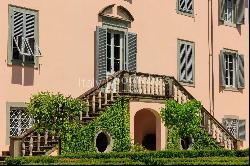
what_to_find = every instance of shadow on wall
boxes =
[11,66,34,86]
[124,0,132,4]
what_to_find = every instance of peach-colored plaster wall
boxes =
[0,0,248,151]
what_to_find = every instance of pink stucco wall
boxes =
[0,0,248,152]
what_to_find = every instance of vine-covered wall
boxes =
[62,97,131,153]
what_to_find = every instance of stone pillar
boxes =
[9,137,22,157]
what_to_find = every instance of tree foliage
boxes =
[27,91,86,137]
[160,99,220,150]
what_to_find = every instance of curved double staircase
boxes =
[1,71,242,159]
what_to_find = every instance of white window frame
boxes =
[106,30,124,77]
[223,51,237,88]
[8,5,41,67]
[177,0,194,16]
[224,0,236,24]
[177,40,195,85]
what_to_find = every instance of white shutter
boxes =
[96,26,107,83]
[127,32,137,72]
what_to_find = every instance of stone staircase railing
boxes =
[9,70,241,157]
[78,70,241,150]
[9,128,58,157]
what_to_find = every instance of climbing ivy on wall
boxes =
[62,97,131,153]
[161,99,221,150]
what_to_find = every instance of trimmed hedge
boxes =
[5,150,249,165]
[62,149,249,159]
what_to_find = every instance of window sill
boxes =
[221,21,237,28]
[9,59,36,68]
[179,81,195,88]
[176,9,194,18]
[223,86,239,92]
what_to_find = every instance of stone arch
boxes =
[98,4,134,22]
[134,108,161,150]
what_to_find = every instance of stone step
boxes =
[1,151,10,157]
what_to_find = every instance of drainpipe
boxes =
[208,0,214,116]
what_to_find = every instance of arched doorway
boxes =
[134,109,161,150]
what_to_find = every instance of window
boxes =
[222,115,246,140]
[220,49,244,89]
[10,107,32,137]
[8,6,41,66]
[106,31,124,75]
[177,0,193,15]
[178,40,195,84]
[219,0,245,25]
[96,23,137,83]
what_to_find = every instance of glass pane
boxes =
[107,45,111,58]
[27,38,35,54]
[230,71,234,85]
[114,60,120,72]
[107,32,111,45]
[114,47,120,59]
[107,59,111,72]
[114,34,120,46]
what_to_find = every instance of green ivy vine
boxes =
[161,99,221,150]
[62,97,131,153]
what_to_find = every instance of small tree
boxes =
[160,99,202,139]
[27,92,86,153]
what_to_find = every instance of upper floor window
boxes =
[96,5,136,83]
[177,40,195,85]
[220,49,244,89]
[219,0,245,25]
[177,0,194,15]
[8,6,41,67]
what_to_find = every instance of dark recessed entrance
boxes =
[96,132,109,152]
[181,137,192,150]
[142,133,156,150]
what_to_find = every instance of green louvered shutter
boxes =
[96,26,107,83]
[12,10,25,60]
[219,0,226,21]
[179,42,187,82]
[236,0,245,24]
[127,32,137,72]
[186,43,194,83]
[24,13,36,62]
[238,119,246,140]
[237,54,244,88]
[220,51,226,87]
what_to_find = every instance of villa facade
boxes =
[0,0,248,155]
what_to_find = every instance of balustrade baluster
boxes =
[44,130,48,146]
[146,76,149,95]
[162,78,166,96]
[158,77,161,96]
[92,94,96,114]
[37,133,40,151]
[154,77,158,95]
[110,80,114,101]
[128,76,132,93]
[85,100,89,117]
[116,78,120,94]
[98,91,102,110]
[22,141,25,156]
[141,77,145,94]
[138,76,142,94]
[104,93,107,105]
[29,134,33,156]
